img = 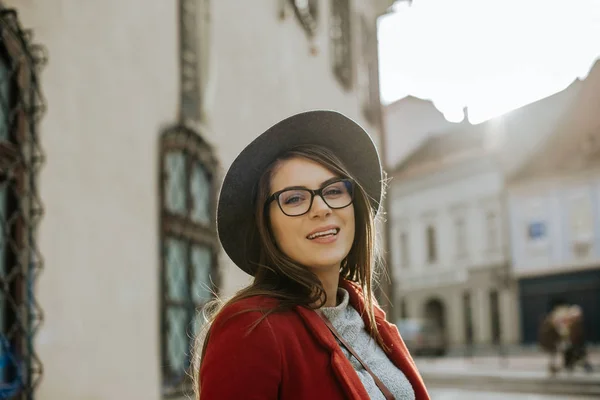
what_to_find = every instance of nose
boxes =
[309,194,332,218]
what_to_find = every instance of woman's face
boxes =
[268,157,355,274]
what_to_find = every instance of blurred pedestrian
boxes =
[538,310,561,374]
[562,305,593,373]
[192,111,429,399]
[539,302,593,374]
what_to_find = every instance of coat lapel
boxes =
[294,280,430,400]
[294,304,370,399]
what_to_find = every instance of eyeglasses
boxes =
[266,178,355,217]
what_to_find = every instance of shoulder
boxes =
[212,295,300,335]
[217,295,280,317]
[200,296,287,397]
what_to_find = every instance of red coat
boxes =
[199,279,430,399]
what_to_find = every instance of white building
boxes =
[388,120,518,354]
[383,95,457,168]
[0,0,394,399]
[507,61,600,345]
[386,63,596,354]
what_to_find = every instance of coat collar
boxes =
[294,279,430,400]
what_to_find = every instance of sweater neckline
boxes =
[319,288,350,321]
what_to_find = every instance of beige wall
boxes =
[7,0,386,399]
[208,0,384,297]
[11,0,178,399]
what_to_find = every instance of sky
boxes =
[378,0,600,124]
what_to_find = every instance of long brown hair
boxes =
[192,144,385,398]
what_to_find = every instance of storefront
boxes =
[519,268,600,344]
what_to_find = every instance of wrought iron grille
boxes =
[0,7,46,400]
[159,126,219,397]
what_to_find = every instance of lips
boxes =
[306,227,340,240]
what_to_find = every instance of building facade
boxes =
[388,122,519,355]
[383,95,456,168]
[507,61,600,345]
[387,59,600,355]
[0,0,393,399]
[509,173,600,345]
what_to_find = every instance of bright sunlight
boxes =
[378,0,600,124]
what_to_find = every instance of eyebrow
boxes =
[276,176,341,192]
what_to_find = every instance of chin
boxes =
[307,252,347,271]
[309,259,344,270]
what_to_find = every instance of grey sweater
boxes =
[320,289,415,400]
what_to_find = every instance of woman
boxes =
[194,110,429,399]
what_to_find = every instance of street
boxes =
[416,352,600,398]
[430,388,592,399]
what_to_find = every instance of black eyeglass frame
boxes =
[265,178,355,217]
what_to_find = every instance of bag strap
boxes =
[320,314,395,400]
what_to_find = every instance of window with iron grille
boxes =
[330,0,353,90]
[160,126,219,396]
[0,8,46,400]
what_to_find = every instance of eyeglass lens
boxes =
[277,180,353,216]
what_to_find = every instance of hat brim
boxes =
[216,110,382,276]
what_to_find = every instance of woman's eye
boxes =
[324,188,342,196]
[284,196,302,204]
[281,191,307,205]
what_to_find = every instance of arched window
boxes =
[159,126,219,394]
[0,8,46,399]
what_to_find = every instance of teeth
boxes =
[307,229,338,240]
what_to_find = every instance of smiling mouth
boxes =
[307,228,340,240]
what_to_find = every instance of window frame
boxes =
[454,216,467,259]
[159,125,220,396]
[426,224,438,264]
[567,191,594,258]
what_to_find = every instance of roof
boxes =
[383,95,459,168]
[384,94,433,109]
[509,60,600,181]
[390,61,599,181]
[390,121,487,179]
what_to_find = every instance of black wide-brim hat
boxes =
[217,110,383,276]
